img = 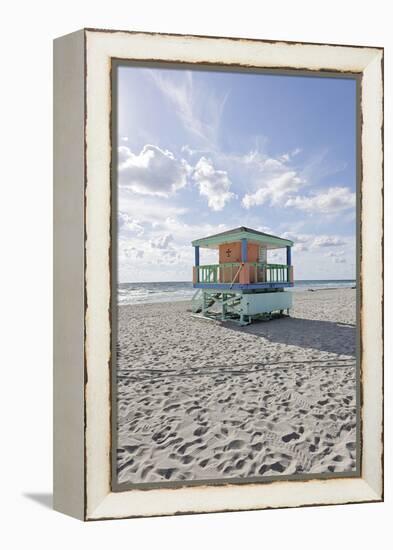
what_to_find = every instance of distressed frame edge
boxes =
[358,50,384,499]
[88,479,381,521]
[80,29,383,520]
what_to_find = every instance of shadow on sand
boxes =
[223,316,356,357]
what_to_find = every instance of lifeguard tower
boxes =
[191,226,294,325]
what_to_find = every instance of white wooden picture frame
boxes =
[53,28,383,520]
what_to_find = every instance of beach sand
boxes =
[116,288,357,485]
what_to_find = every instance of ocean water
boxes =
[118,279,356,306]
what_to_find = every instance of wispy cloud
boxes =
[148,70,229,148]
[285,186,355,215]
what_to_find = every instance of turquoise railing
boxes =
[198,262,238,284]
[196,262,291,284]
[250,262,291,283]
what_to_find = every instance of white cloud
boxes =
[278,148,302,163]
[327,250,344,257]
[150,233,174,249]
[282,231,309,243]
[124,247,144,259]
[173,145,310,213]
[119,192,189,224]
[189,146,351,220]
[118,212,144,236]
[282,231,347,253]
[118,232,182,277]
[118,237,147,263]
[115,138,355,281]
[282,232,311,252]
[157,218,229,245]
[256,225,273,234]
[118,144,189,196]
[326,250,347,264]
[242,171,304,209]
[285,186,355,214]
[192,157,235,211]
[282,231,311,252]
[312,235,345,248]
[293,243,308,252]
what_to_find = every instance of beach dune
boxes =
[116,288,357,485]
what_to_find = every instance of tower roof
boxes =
[192,226,293,249]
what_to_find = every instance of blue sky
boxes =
[116,64,357,283]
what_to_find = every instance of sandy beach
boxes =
[116,288,357,485]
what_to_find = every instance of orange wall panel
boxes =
[219,242,242,263]
[248,243,259,262]
[218,242,261,264]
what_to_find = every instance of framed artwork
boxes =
[53,28,383,520]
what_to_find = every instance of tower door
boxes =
[257,246,267,282]
[259,246,267,263]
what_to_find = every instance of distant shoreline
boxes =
[307,286,356,292]
[117,286,356,307]
[119,279,356,285]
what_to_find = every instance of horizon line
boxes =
[118,278,356,285]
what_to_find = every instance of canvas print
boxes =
[113,64,359,488]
